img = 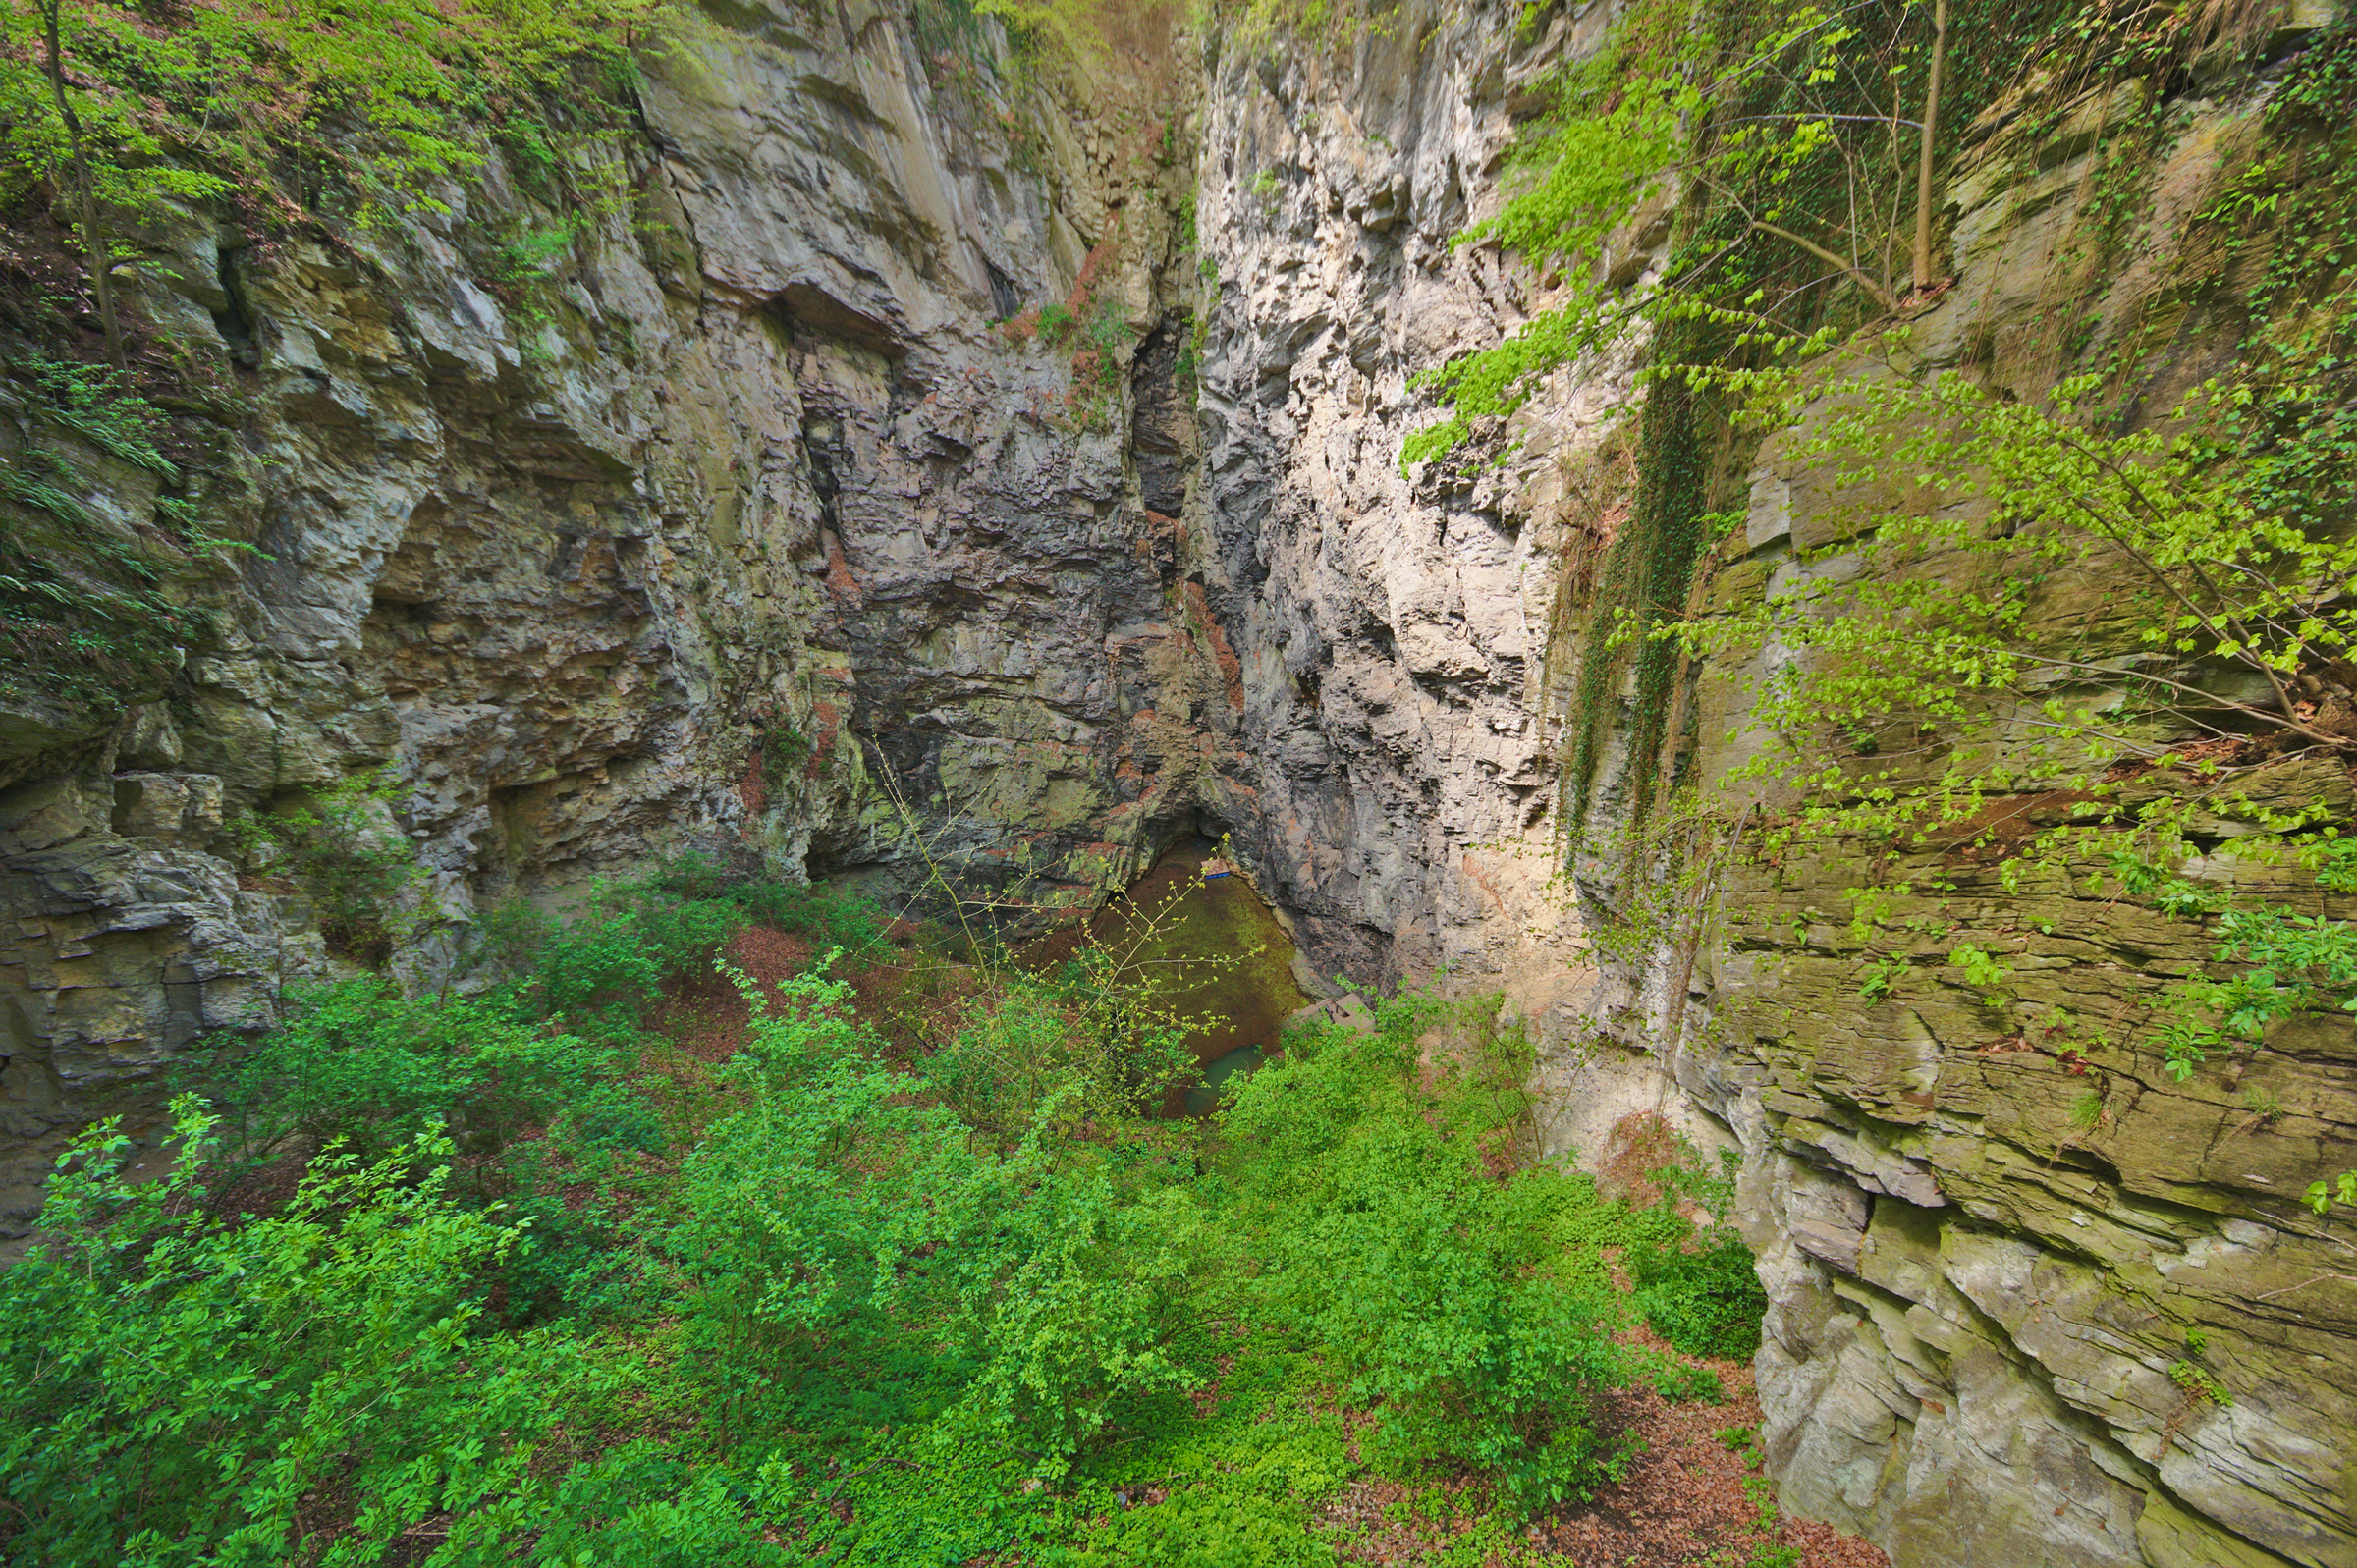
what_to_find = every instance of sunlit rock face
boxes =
[2,3,2349,1563]
[1185,6,1609,1009]
[1197,10,2357,1566]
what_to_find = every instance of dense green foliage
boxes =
[0,1104,585,1566]
[1419,0,2340,859]
[0,0,672,226]
[1230,1016,1643,1517]
[5,864,1757,1564]
[1404,0,1955,471]
[1676,370,2357,815]
[191,979,622,1162]
[1624,1157,1764,1361]
[1409,0,1984,847]
[1652,251,2357,1199]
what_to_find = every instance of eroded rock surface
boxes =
[1572,44,2357,1568]
[2,2,1208,1198]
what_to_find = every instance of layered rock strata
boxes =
[1556,29,2357,1568]
[2,4,1195,1198]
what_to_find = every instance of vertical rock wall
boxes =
[1548,24,2357,1568]
[1187,7,2355,1565]
[1186,1,1617,1016]
[3,2,1607,1213]
[1,0,1214,1217]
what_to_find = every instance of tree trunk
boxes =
[1912,0,1949,296]
[41,0,122,368]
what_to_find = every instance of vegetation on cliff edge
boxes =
[1416,0,2357,1222]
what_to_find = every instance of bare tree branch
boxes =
[1750,221,1900,312]
[40,0,121,368]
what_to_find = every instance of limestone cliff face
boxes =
[2,3,2351,1565]
[1182,4,1611,1005]
[0,2,1203,1214]
[1539,30,2357,1568]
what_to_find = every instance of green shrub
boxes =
[187,975,649,1331]
[1224,1010,1641,1518]
[480,856,882,1028]
[29,904,1746,1559]
[192,978,614,1163]
[0,1101,585,1566]
[530,887,746,1024]
[734,878,891,955]
[926,970,1193,1143]
[673,970,1211,1465]
[1629,1231,1767,1361]
[0,0,679,234]
[1066,1343,1350,1568]
[768,1433,1060,1567]
[655,851,890,956]
[490,1116,661,1326]
[926,980,1086,1135]
[1624,1154,1768,1361]
[526,1447,796,1567]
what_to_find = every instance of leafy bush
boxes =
[1066,1342,1350,1568]
[529,886,746,1024]
[733,878,891,956]
[1629,1228,1767,1361]
[25,885,1747,1559]
[479,855,882,1024]
[193,978,612,1162]
[1225,1006,1641,1518]
[925,980,1090,1135]
[927,968,1193,1142]
[1623,1152,1768,1361]
[525,1447,797,1568]
[656,851,890,956]
[490,1122,661,1326]
[674,970,1213,1466]
[0,1101,583,1566]
[225,769,429,963]
[0,0,679,226]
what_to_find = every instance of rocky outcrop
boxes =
[4,1,1605,1209]
[1718,830,2357,1568]
[1186,2,1616,1014]
[1561,29,2357,1568]
[1,2,1212,1217]
[0,769,314,1227]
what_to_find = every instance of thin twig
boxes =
[2252,1271,2357,1302]
[1741,215,1900,313]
